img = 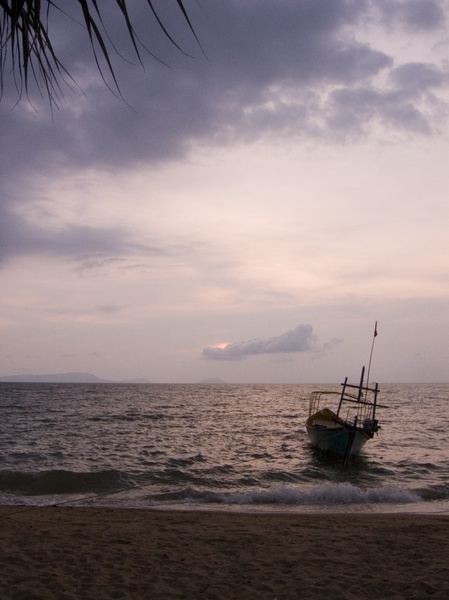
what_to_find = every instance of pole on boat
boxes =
[343,431,355,466]
[357,366,365,402]
[365,321,378,389]
[343,368,365,465]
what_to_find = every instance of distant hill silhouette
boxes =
[0,372,151,384]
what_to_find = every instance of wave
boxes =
[416,483,449,502]
[0,469,424,507]
[221,482,421,505]
[0,469,133,496]
[140,482,421,507]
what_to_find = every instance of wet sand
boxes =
[1,506,448,599]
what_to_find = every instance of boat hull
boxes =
[306,424,370,458]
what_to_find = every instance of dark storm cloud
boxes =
[377,0,446,31]
[328,86,431,135]
[1,0,448,264]
[327,59,449,136]
[3,1,446,170]
[390,62,449,93]
[202,324,316,360]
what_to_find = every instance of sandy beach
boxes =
[1,506,448,599]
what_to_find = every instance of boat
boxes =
[305,366,384,463]
[305,323,386,463]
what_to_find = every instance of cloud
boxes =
[1,0,448,265]
[0,192,171,265]
[2,1,447,171]
[390,62,448,93]
[327,86,433,136]
[202,324,317,360]
[378,0,446,31]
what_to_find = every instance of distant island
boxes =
[0,372,152,384]
[0,372,229,384]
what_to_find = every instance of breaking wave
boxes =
[221,482,420,505]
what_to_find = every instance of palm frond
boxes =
[0,0,201,107]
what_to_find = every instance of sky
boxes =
[1,0,448,383]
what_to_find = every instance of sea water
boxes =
[0,383,448,514]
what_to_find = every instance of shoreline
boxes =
[1,506,448,599]
[2,495,449,516]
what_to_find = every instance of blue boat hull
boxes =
[306,424,370,458]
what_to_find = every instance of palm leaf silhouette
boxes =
[0,0,202,106]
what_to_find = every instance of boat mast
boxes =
[365,321,378,390]
[357,366,365,402]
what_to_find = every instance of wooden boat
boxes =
[305,365,385,463]
[306,323,385,463]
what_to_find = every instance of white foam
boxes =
[223,482,420,505]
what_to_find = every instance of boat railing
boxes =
[341,401,375,426]
[308,390,340,417]
[309,390,380,423]
[308,379,386,423]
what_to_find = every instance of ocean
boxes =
[1,382,448,514]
